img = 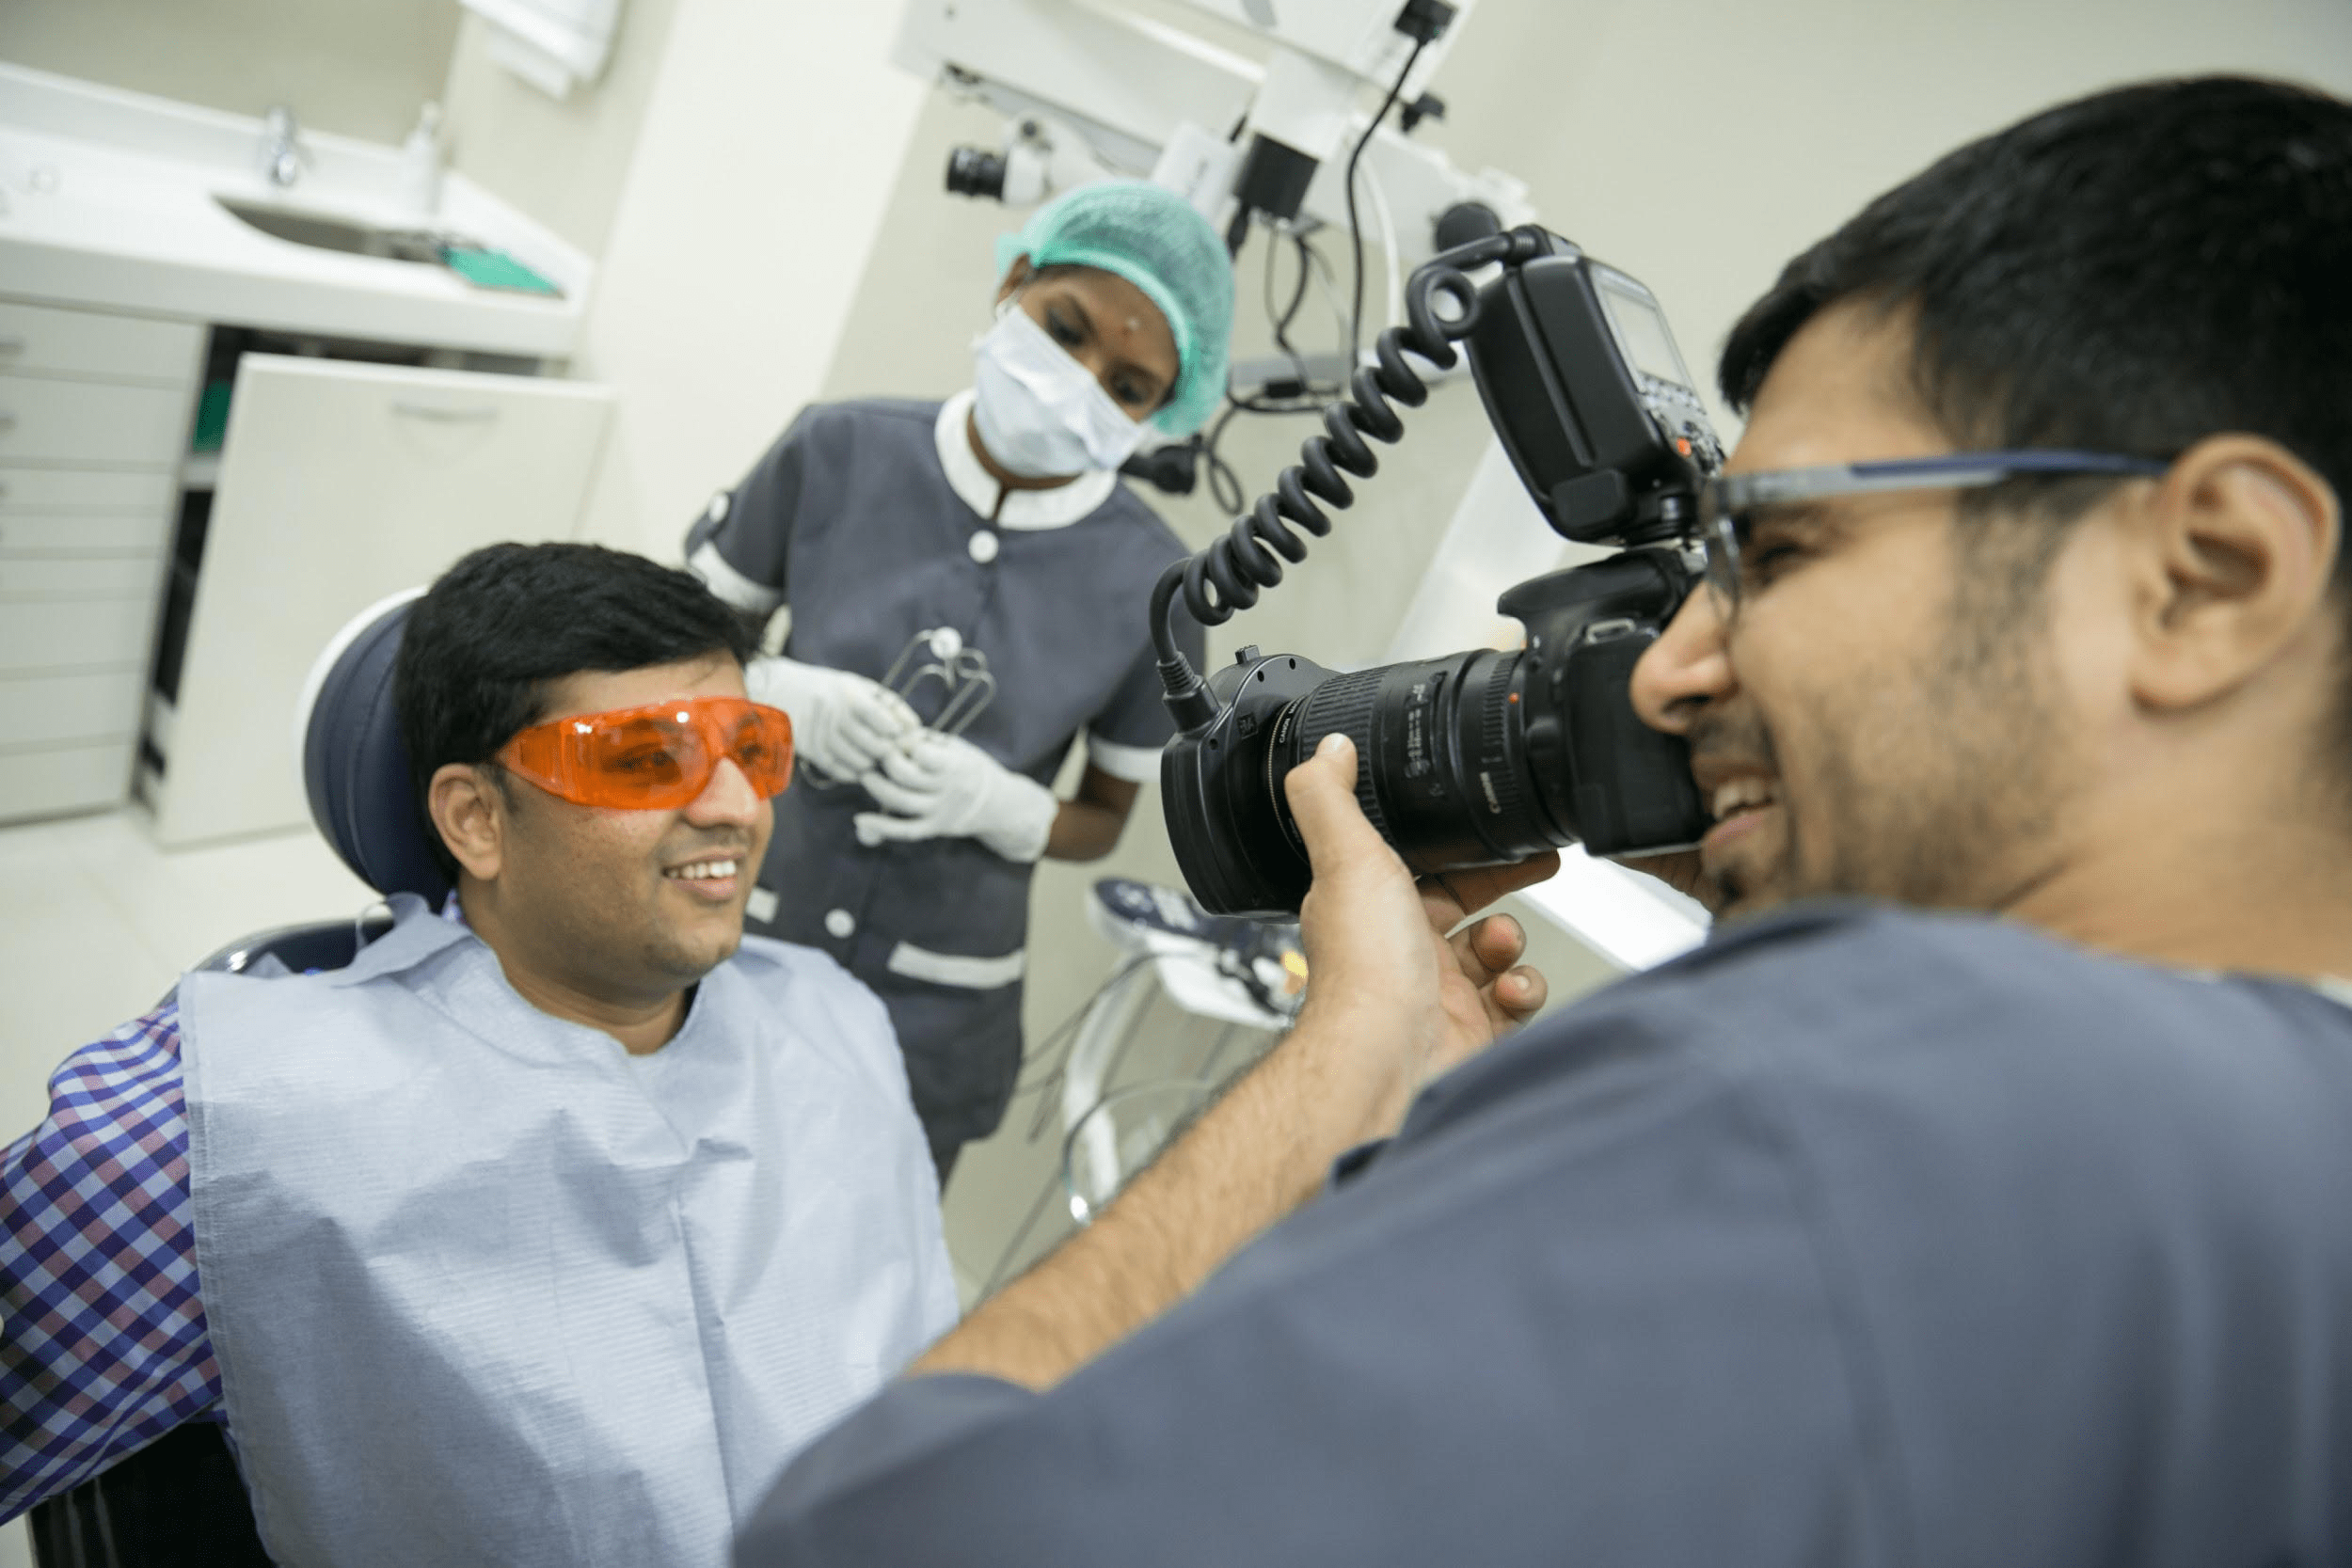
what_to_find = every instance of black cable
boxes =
[1202,404,1248,515]
[977,948,1189,1298]
[1345,38,1430,372]
[1264,229,1316,390]
[1201,391,1335,516]
[1200,232,1355,520]
[1006,954,1156,1102]
[1154,230,1526,680]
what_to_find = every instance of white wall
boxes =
[564,0,930,563]
[438,2,682,256]
[0,0,459,143]
[1422,0,2352,443]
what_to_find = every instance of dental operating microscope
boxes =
[892,0,1534,278]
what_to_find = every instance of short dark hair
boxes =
[395,542,757,875]
[1720,76,2352,532]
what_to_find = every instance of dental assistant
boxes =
[685,182,1231,1181]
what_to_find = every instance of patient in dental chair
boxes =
[0,542,956,1568]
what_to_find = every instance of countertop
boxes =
[0,63,591,359]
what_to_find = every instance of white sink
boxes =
[0,61,590,358]
[212,196,473,265]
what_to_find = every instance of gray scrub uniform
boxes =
[686,396,1202,1160]
[740,902,2352,1564]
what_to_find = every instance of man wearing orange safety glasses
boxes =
[2,543,956,1565]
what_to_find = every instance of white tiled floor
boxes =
[0,807,373,1143]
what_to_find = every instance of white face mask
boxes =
[970,302,1149,478]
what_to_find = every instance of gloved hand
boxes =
[853,732,1059,863]
[744,656,919,783]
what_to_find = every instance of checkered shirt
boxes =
[1,1003,217,1522]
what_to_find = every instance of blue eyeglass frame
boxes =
[1695,450,2171,606]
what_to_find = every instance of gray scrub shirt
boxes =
[739,902,2352,1565]
[687,397,1203,1149]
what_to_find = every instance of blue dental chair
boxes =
[27,596,443,1568]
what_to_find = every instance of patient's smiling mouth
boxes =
[662,852,745,902]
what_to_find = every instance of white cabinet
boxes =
[0,668,149,748]
[0,301,200,825]
[0,299,211,384]
[146,355,612,846]
[0,378,195,466]
[0,595,160,670]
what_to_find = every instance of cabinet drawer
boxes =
[0,377,193,466]
[0,300,203,385]
[0,667,145,747]
[0,468,175,513]
[0,555,164,594]
[0,737,135,822]
[158,354,611,843]
[0,594,156,673]
[0,512,172,557]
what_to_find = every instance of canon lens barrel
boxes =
[1262,649,1565,877]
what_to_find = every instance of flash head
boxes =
[1156,229,1724,916]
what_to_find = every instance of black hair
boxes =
[394,542,757,877]
[1720,76,2352,531]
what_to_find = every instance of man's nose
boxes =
[1629,589,1735,736]
[685,757,764,826]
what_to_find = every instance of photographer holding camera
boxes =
[737,75,2352,1565]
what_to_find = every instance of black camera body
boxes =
[1157,230,1724,918]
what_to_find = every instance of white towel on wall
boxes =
[462,0,624,100]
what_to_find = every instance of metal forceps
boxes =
[880,626,997,737]
[801,627,999,792]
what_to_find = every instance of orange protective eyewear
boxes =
[498,695,794,811]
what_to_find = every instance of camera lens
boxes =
[945,147,1008,200]
[1263,650,1564,876]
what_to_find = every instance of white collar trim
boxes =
[933,388,1120,531]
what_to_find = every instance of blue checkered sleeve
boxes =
[2,1003,219,1522]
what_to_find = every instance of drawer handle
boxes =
[0,337,24,356]
[392,402,501,424]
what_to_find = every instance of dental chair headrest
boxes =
[294,588,451,906]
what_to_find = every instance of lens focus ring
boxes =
[1295,669,1391,840]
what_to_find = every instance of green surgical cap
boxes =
[995,181,1234,437]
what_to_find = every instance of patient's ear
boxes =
[2123,434,2342,713]
[428,763,506,882]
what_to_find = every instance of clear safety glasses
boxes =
[498,695,794,811]
[1695,450,2171,610]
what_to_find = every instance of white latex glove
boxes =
[853,731,1058,863]
[744,656,919,782]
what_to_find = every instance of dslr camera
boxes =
[1154,228,1725,916]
